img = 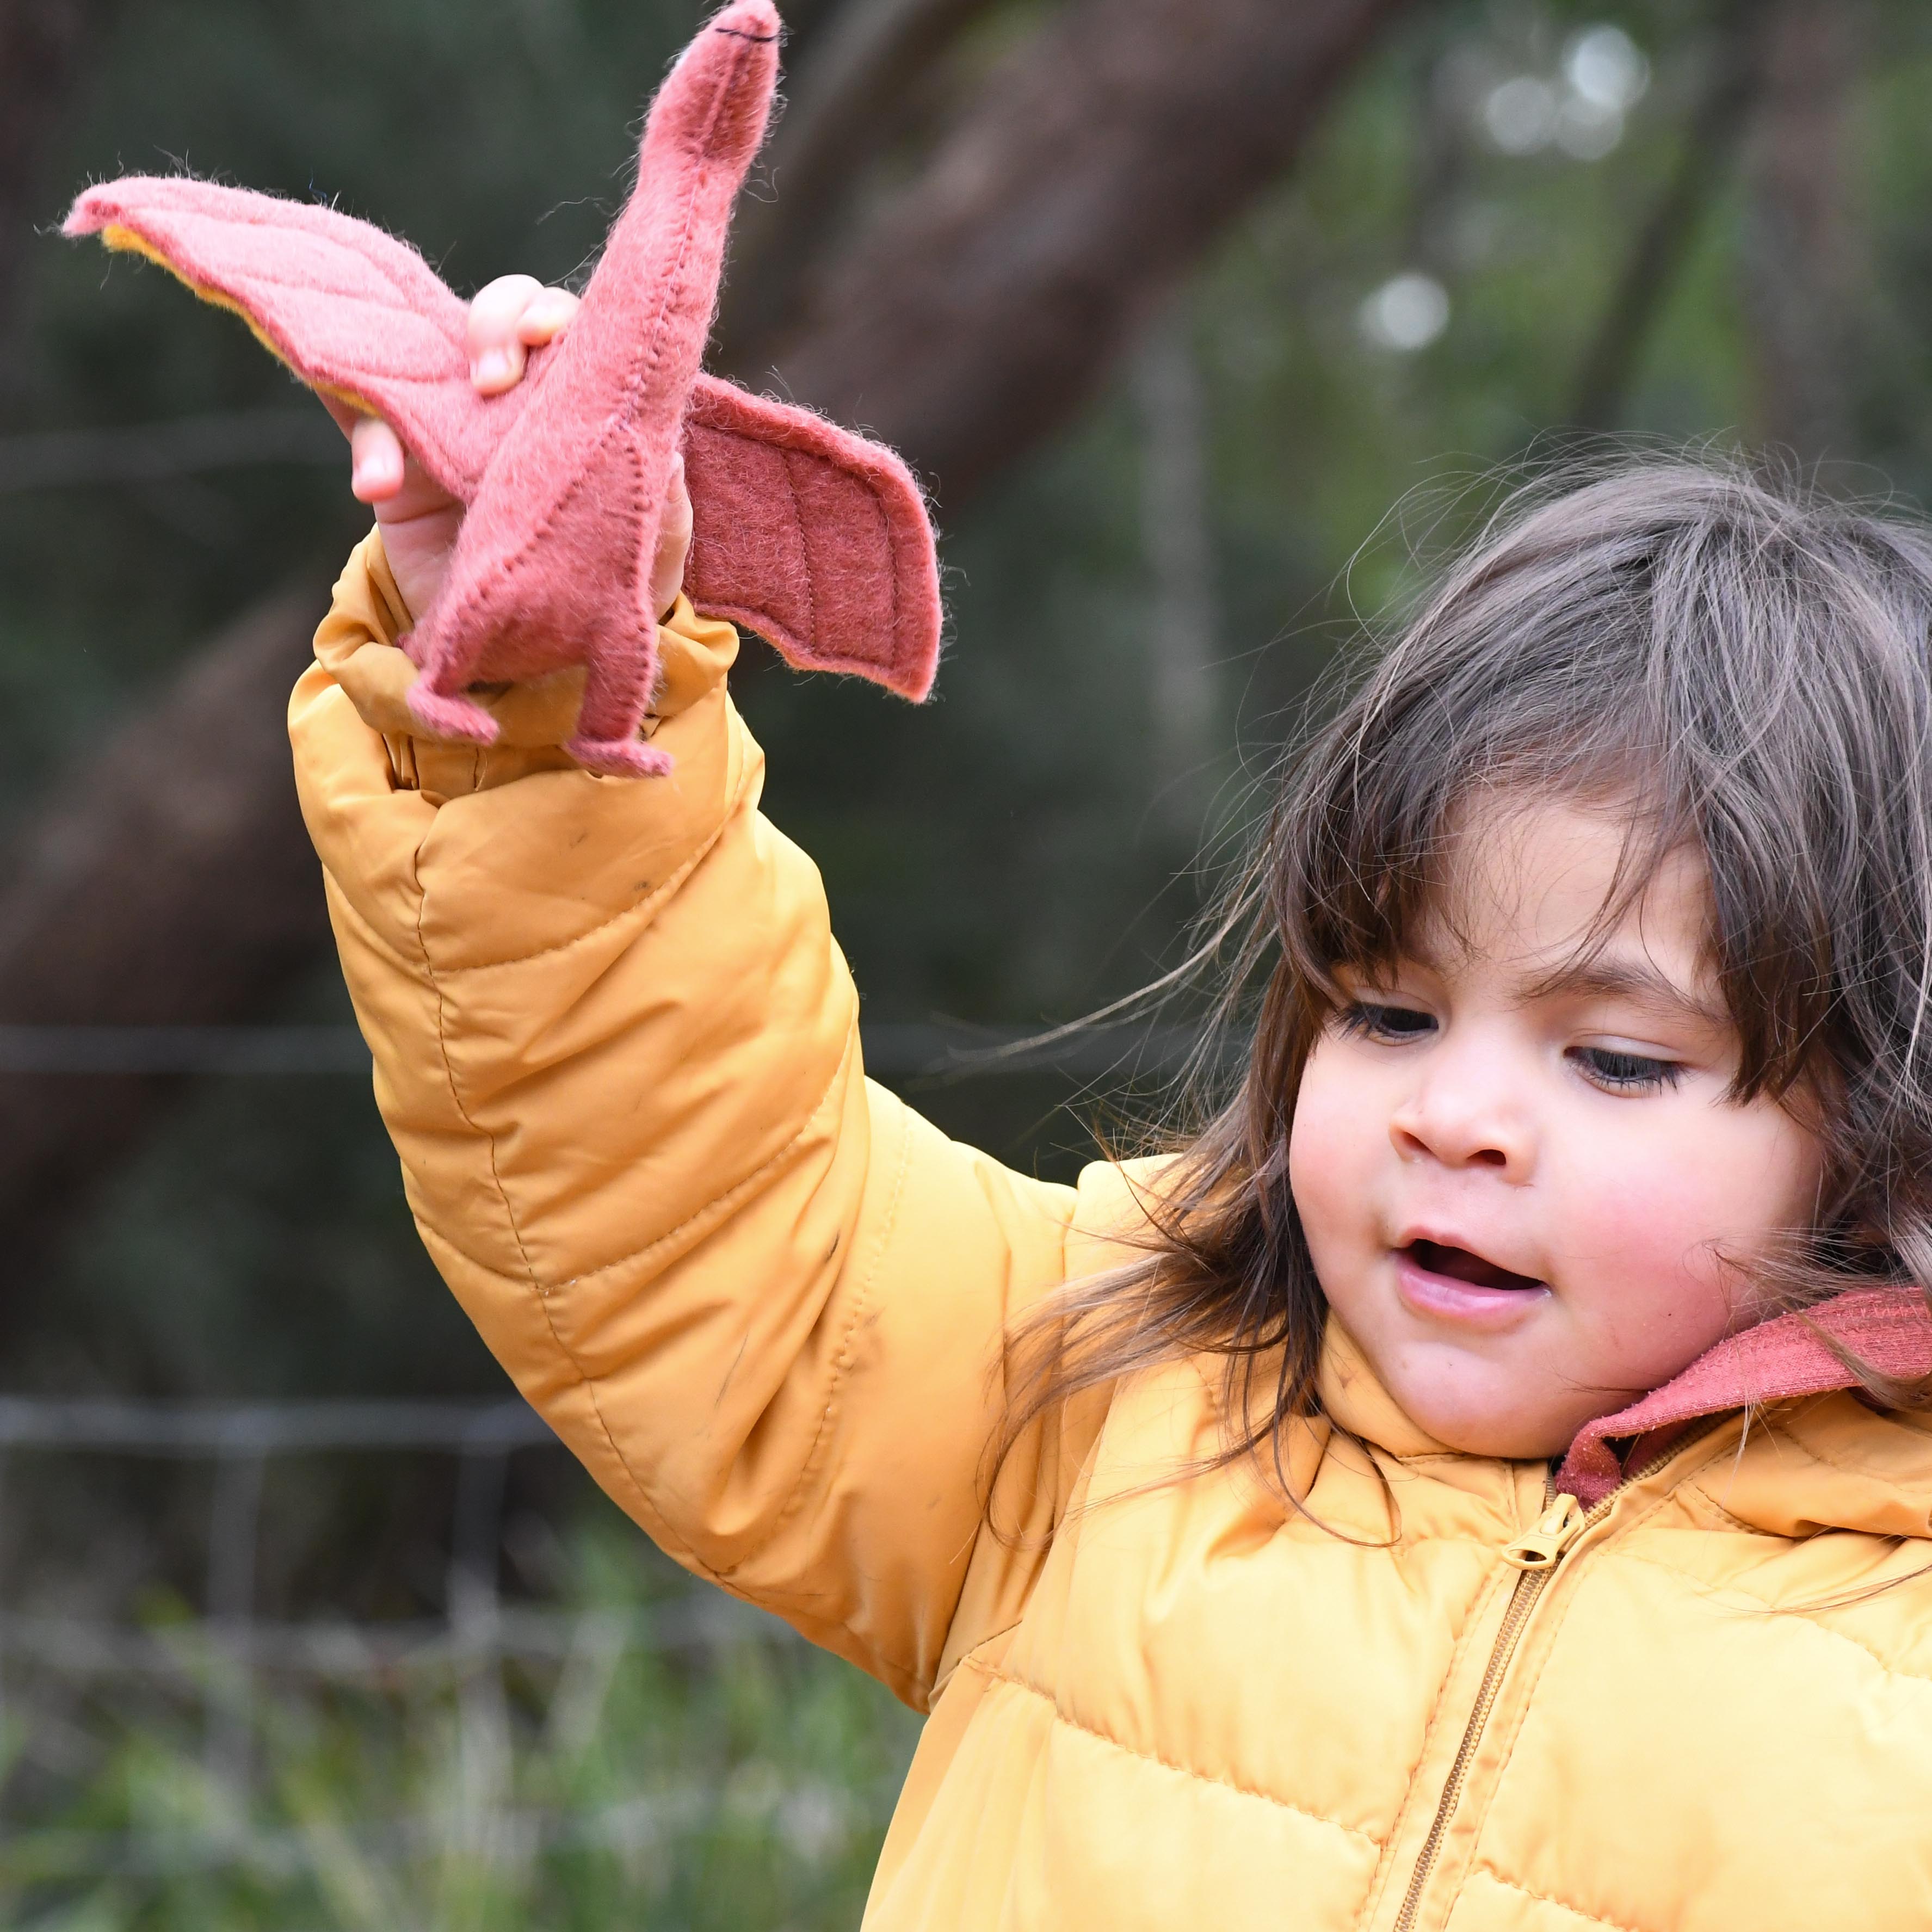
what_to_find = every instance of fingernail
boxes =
[472,348,513,387]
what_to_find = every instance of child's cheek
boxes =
[1546,1104,1808,1365]
[1287,1038,1377,1262]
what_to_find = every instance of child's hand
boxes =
[326,274,693,628]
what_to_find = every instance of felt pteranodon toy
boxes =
[64,0,940,777]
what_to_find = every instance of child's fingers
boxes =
[348,416,406,503]
[319,394,362,441]
[652,452,693,619]
[516,286,580,347]
[467,273,546,393]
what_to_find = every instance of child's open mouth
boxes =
[1403,1239,1545,1294]
[1394,1239,1549,1325]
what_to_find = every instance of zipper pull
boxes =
[1502,1493,1586,1572]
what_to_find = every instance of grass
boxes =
[0,1513,922,1932]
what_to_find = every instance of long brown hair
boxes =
[998,455,1932,1485]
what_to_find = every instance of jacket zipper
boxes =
[1387,1429,1719,1932]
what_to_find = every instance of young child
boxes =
[293,281,1932,1928]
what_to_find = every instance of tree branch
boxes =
[760,0,1415,504]
[0,408,338,491]
[0,0,121,362]
[715,0,1005,372]
[1569,2,1762,433]
[1739,0,1869,464]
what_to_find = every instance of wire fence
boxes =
[0,1014,1193,1908]
[0,409,341,494]
[0,1393,827,1897]
[0,1020,1203,1081]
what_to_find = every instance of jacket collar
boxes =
[1556,1286,1932,1504]
[1313,1290,1932,1530]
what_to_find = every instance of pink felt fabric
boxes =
[65,0,941,775]
[1556,1286,1932,1505]
[403,0,780,773]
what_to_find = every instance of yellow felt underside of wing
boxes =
[97,221,383,422]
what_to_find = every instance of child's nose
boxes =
[1388,1058,1534,1176]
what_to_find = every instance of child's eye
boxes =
[1571,1045,1682,1094]
[1337,1001,1436,1044]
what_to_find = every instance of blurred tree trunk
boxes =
[756,0,1412,502]
[1740,0,1867,465]
[0,587,333,1298]
[0,0,119,383]
[1569,0,1762,433]
[716,0,1003,372]
[1133,299,1219,838]
[0,0,1409,1304]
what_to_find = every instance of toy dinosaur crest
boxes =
[65,0,941,777]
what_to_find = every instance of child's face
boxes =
[1288,795,1826,1460]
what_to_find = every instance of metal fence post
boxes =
[0,1395,812,1879]
[448,1411,515,1860]
[203,1415,269,1808]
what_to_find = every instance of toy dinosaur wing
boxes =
[64,176,507,502]
[686,376,940,702]
[65,110,941,713]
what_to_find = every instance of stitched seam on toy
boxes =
[424,740,750,975]
[781,448,820,654]
[697,422,905,672]
[572,439,650,744]
[1466,1869,1653,1932]
[873,465,900,650]
[582,39,737,478]
[763,1057,909,1538]
[962,1656,1379,1848]
[409,853,663,1563]
[429,43,743,686]
[165,212,463,345]
[155,258,418,305]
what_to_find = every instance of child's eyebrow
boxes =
[1523,955,1728,1029]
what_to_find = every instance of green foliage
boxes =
[0,1511,919,1932]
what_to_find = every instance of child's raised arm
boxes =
[290,283,1129,1709]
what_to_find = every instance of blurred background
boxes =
[0,0,1928,1923]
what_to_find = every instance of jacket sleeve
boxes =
[289,532,1122,1707]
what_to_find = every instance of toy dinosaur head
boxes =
[66,0,941,776]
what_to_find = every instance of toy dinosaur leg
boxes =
[565,622,670,779]
[404,678,501,747]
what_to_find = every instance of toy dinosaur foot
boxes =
[565,735,674,780]
[405,684,501,746]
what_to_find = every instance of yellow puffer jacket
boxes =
[292,533,1932,1931]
